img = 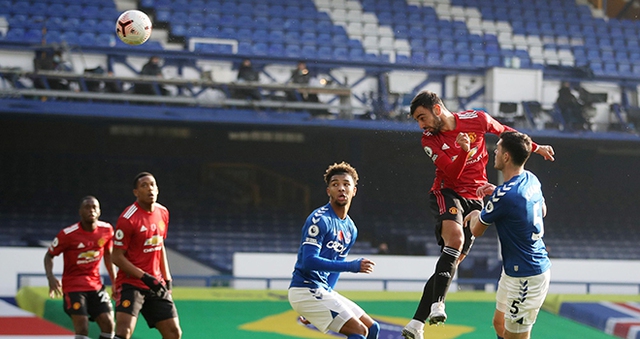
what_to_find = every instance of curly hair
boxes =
[323,161,359,185]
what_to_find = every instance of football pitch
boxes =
[23,288,617,339]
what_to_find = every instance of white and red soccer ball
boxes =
[115,10,152,46]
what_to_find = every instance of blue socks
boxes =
[367,322,380,339]
[347,335,365,339]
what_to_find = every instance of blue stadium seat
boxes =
[186,25,203,38]
[283,31,299,45]
[441,52,456,66]
[81,5,101,17]
[317,46,333,60]
[300,32,316,46]
[268,43,284,56]
[618,62,631,76]
[456,53,472,67]
[612,51,628,62]
[66,5,83,18]
[471,54,486,67]
[285,44,301,58]
[265,30,282,44]
[316,33,331,46]
[219,15,236,28]
[237,41,252,55]
[396,54,410,64]
[300,20,316,33]
[251,16,269,30]
[590,62,604,76]
[45,30,62,44]
[487,55,502,67]
[268,5,285,18]
[409,38,423,50]
[10,1,29,14]
[349,48,364,61]
[252,42,268,55]
[155,10,171,22]
[5,28,25,41]
[411,52,425,65]
[269,17,285,31]
[95,33,114,47]
[237,28,252,42]
[78,32,96,46]
[251,29,268,42]
[190,12,206,25]
[60,31,78,45]
[301,45,316,58]
[236,15,254,29]
[333,47,348,61]
[441,40,454,51]
[603,62,618,76]
[332,35,348,48]
[426,52,440,65]
[82,19,98,33]
[283,19,300,32]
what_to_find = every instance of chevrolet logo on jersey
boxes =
[144,235,163,246]
[78,250,99,259]
[77,250,100,264]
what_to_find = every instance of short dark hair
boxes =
[79,195,98,208]
[133,172,154,188]
[499,131,532,166]
[410,90,444,116]
[324,162,358,185]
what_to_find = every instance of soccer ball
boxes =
[115,10,152,45]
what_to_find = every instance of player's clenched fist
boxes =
[456,132,471,152]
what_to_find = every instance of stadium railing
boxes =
[0,68,359,117]
[17,273,640,294]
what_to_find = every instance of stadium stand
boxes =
[1,0,640,282]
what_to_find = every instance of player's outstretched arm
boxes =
[464,210,488,238]
[476,183,496,199]
[358,258,375,274]
[534,144,555,161]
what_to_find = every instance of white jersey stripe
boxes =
[123,205,137,219]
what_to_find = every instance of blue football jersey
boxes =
[479,171,551,277]
[289,203,360,291]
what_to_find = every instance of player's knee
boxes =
[163,326,182,339]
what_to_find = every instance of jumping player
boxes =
[402,91,555,339]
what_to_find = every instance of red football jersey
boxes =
[421,110,538,199]
[47,221,113,293]
[114,202,169,290]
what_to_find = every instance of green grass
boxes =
[19,287,620,338]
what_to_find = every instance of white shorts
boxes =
[288,287,365,333]
[496,269,550,334]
